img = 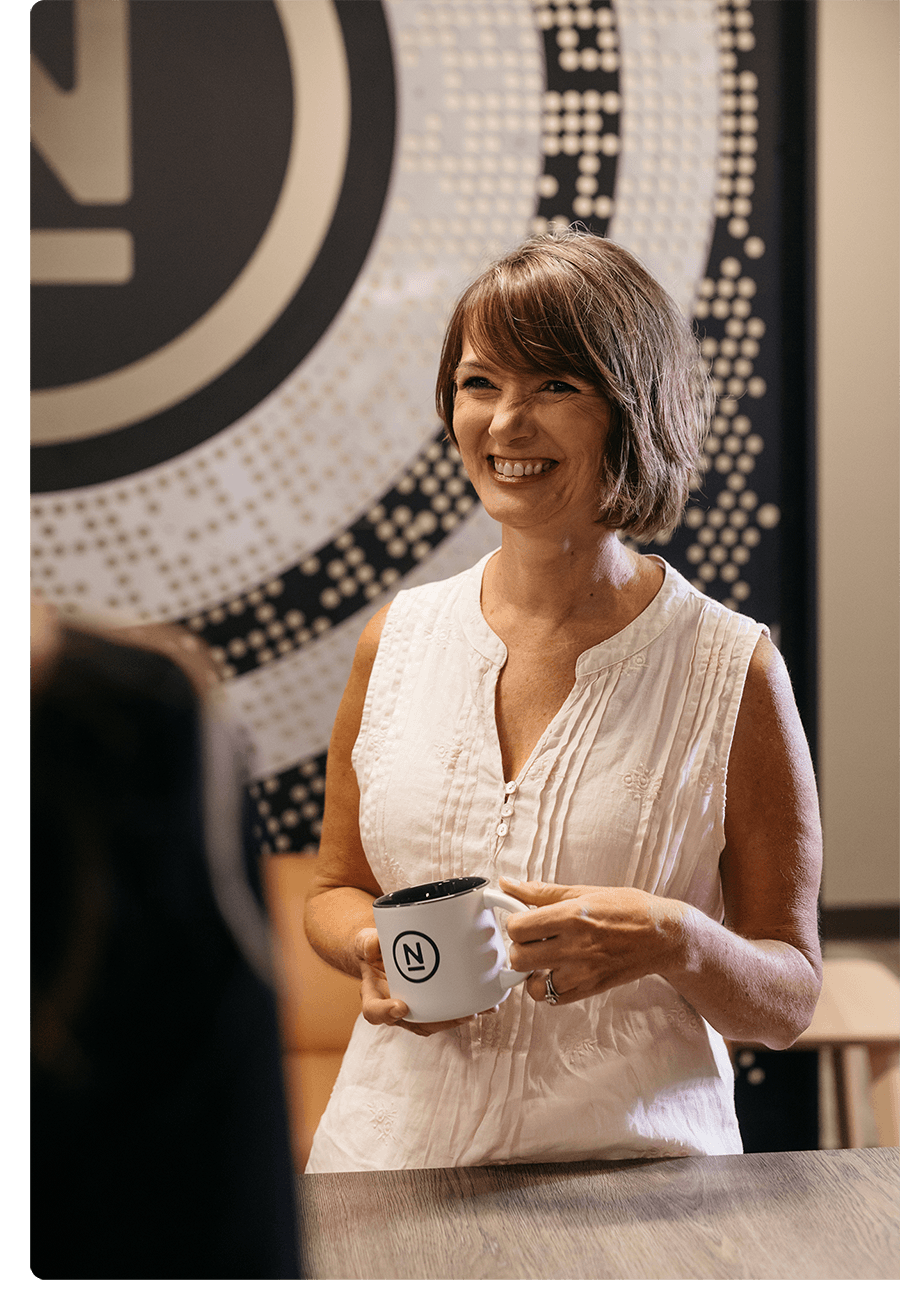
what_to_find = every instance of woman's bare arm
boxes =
[303,605,389,979]
[303,605,474,1036]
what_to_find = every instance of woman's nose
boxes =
[488,394,532,440]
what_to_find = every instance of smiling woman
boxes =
[450,348,612,535]
[301,228,822,1173]
[436,232,714,543]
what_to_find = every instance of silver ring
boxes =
[544,972,560,1005]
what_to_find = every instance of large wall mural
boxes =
[31,0,812,855]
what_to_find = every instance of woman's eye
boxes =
[459,375,493,390]
[544,379,577,393]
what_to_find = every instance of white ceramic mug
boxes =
[372,876,530,1023]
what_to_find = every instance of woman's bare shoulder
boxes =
[352,601,391,676]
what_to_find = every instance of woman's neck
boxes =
[484,525,659,630]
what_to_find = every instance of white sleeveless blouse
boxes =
[306,552,764,1171]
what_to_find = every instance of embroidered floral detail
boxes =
[382,855,406,889]
[563,1036,600,1068]
[697,762,724,795]
[424,622,455,650]
[369,720,390,762]
[622,765,662,803]
[704,648,728,677]
[529,754,556,785]
[620,650,649,677]
[436,739,464,772]
[475,1010,505,1050]
[368,1101,398,1141]
[664,999,702,1034]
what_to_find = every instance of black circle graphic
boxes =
[31,0,396,493]
[31,1,294,388]
[392,932,440,985]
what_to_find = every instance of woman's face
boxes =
[451,334,612,536]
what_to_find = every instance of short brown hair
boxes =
[435,229,713,541]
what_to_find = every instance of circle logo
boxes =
[392,932,440,984]
[30,0,395,491]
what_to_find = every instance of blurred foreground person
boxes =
[31,602,301,1278]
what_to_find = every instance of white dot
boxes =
[757,503,780,529]
[744,236,765,258]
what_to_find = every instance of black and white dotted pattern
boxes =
[666,0,784,618]
[31,1,797,855]
[184,438,475,680]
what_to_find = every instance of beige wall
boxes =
[817,0,899,907]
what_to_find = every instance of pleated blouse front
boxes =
[306,552,764,1172]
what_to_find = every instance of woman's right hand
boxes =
[354,927,485,1037]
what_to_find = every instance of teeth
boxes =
[495,459,547,477]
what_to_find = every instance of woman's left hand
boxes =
[500,877,683,1006]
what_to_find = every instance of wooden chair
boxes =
[263,853,361,1171]
[792,956,899,1148]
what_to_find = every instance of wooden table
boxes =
[297,1147,899,1279]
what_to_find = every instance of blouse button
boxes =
[504,780,518,795]
[496,822,509,837]
[500,803,514,817]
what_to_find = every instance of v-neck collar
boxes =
[457,548,691,674]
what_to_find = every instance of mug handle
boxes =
[483,887,530,987]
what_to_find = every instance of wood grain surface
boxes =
[297,1147,899,1280]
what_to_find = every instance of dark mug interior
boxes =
[373,876,486,907]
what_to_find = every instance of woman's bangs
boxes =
[464,280,582,379]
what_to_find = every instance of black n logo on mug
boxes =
[392,931,440,984]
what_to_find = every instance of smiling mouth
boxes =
[489,457,557,480]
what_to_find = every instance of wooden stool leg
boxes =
[867,1042,900,1147]
[832,1046,867,1148]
